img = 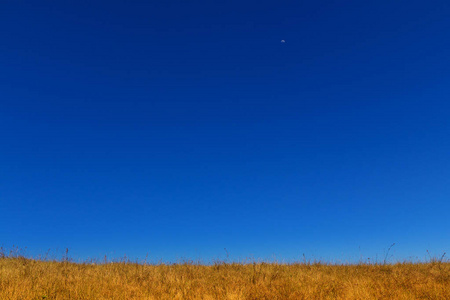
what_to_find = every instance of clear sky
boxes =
[1,1,449,263]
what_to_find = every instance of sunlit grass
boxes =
[1,248,449,299]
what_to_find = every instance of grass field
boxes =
[1,250,449,299]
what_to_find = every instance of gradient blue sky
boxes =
[1,0,450,263]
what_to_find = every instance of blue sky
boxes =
[1,0,450,263]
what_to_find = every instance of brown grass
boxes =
[1,252,449,299]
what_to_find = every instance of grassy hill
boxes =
[1,252,449,299]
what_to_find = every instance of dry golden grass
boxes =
[1,253,450,300]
